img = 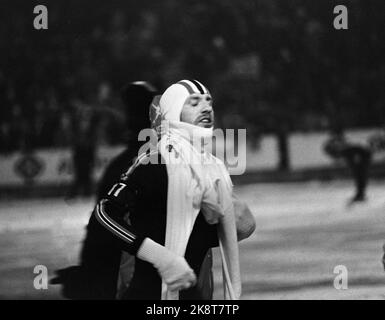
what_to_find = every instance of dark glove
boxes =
[50,266,94,299]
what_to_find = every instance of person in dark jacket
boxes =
[51,81,158,299]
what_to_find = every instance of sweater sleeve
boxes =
[93,176,146,255]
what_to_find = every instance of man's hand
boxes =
[157,255,197,291]
[137,238,197,291]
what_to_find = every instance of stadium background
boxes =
[1,0,385,300]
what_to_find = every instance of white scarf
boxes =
[154,82,241,300]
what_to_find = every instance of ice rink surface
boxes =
[1,180,385,300]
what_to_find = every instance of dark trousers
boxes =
[345,149,372,200]
[69,147,95,197]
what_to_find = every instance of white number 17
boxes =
[108,183,126,197]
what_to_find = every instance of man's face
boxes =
[180,93,214,128]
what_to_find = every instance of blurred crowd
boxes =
[0,2,135,153]
[0,0,384,154]
[0,77,126,153]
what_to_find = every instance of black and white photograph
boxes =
[0,0,385,309]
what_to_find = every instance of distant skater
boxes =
[324,133,372,205]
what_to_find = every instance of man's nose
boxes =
[201,102,213,113]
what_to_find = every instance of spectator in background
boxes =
[323,132,372,205]
[0,72,10,153]
[67,100,100,198]
[7,103,27,153]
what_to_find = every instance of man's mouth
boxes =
[197,114,213,127]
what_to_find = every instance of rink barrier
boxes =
[1,129,385,188]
